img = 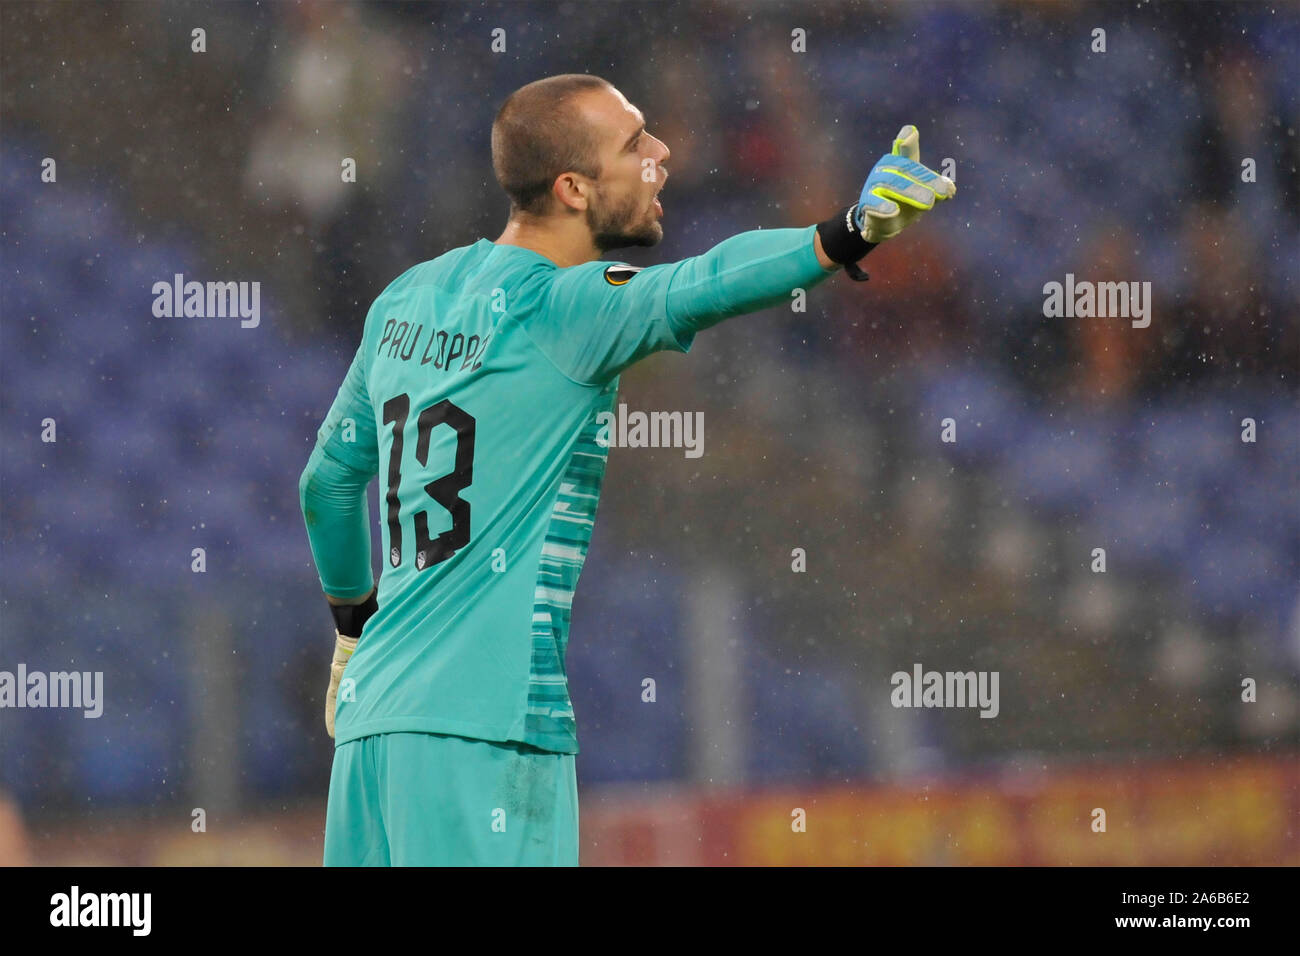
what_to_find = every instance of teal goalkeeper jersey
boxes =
[299,226,836,752]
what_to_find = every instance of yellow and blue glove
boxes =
[855,125,956,243]
[816,125,956,281]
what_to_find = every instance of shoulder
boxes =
[546,260,651,297]
[398,242,488,288]
[378,240,508,294]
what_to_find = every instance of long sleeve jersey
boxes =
[299,226,836,751]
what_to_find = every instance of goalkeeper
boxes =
[300,73,954,866]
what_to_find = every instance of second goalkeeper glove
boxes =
[324,587,377,739]
[325,632,357,739]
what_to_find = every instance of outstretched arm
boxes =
[520,125,955,387]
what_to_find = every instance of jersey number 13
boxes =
[381,393,475,571]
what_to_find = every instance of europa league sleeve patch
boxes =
[603,264,644,286]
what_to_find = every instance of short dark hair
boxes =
[491,74,612,216]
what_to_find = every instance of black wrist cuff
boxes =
[331,588,378,638]
[816,203,877,281]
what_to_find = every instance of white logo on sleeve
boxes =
[603,264,644,286]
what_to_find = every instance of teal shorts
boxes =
[324,732,579,866]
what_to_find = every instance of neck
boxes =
[494,213,600,268]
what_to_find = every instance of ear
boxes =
[552,171,590,212]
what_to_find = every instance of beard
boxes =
[586,182,662,252]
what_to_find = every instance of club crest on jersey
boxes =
[603,264,644,286]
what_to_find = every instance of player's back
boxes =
[307,224,833,754]
[334,239,622,753]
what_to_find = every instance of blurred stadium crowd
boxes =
[1,0,1297,831]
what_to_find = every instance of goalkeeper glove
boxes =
[324,588,378,739]
[816,125,956,280]
[855,125,956,243]
[325,633,356,739]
